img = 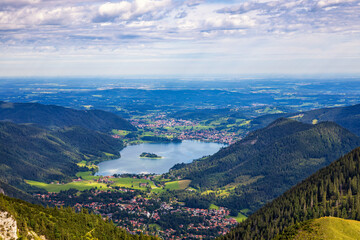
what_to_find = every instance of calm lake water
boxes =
[96,140,225,175]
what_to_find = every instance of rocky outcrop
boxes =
[0,211,17,240]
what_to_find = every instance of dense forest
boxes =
[0,101,136,132]
[250,103,360,137]
[0,122,123,191]
[0,193,158,240]
[220,147,360,240]
[172,118,360,212]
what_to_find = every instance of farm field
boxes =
[26,172,159,193]
[165,180,191,190]
[26,179,110,193]
[27,171,194,194]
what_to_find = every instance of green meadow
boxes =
[164,180,191,190]
[26,180,110,193]
[27,172,159,193]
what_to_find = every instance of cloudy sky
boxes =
[0,0,359,77]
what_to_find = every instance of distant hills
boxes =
[172,118,360,212]
[251,103,360,137]
[0,101,136,132]
[220,146,360,240]
[0,193,157,240]
[291,104,360,137]
[0,121,123,192]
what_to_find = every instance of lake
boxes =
[96,140,225,175]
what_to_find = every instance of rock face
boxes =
[0,211,17,240]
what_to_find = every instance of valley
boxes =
[1,79,360,239]
[2,0,360,238]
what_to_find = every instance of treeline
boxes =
[220,147,360,240]
[140,136,181,143]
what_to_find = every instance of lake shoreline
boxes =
[95,140,225,176]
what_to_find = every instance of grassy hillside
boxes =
[172,118,360,213]
[0,122,123,192]
[0,101,136,132]
[275,217,360,240]
[0,193,157,240]
[220,147,360,240]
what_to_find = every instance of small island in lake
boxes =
[140,152,163,159]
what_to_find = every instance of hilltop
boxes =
[172,118,360,212]
[0,101,136,132]
[220,146,360,240]
[275,217,360,240]
[291,103,360,137]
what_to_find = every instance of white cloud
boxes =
[217,0,360,34]
[94,0,176,22]
[0,0,41,9]
[316,0,358,8]
[0,0,360,76]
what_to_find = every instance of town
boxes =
[35,188,238,239]
[113,114,244,145]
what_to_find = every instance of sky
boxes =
[0,0,359,77]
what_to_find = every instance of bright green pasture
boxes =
[26,180,109,193]
[164,180,191,190]
[227,212,247,223]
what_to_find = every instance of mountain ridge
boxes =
[0,101,136,132]
[0,121,123,192]
[220,146,360,240]
[251,103,360,137]
[172,118,360,213]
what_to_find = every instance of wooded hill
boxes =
[0,121,123,192]
[0,101,136,132]
[172,118,360,212]
[220,146,360,240]
[0,193,157,240]
[251,103,360,137]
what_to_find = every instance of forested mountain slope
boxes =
[220,147,360,240]
[251,103,360,136]
[0,122,123,191]
[0,101,136,132]
[292,103,360,136]
[0,193,157,240]
[172,118,360,212]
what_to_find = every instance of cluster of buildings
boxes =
[177,130,238,145]
[129,117,241,145]
[34,190,238,239]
